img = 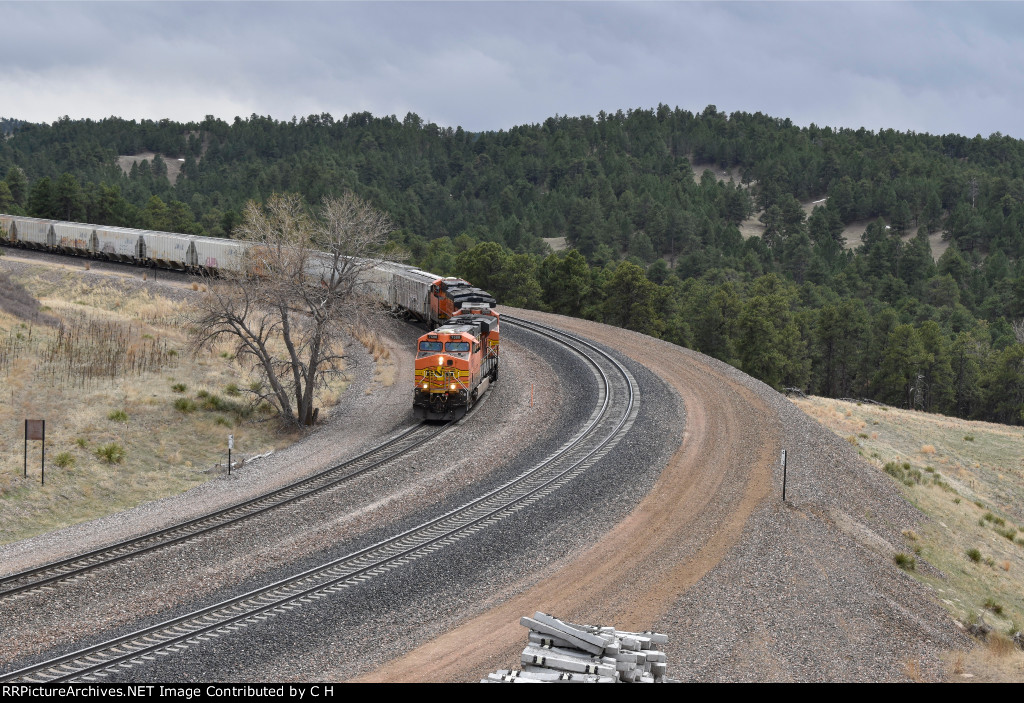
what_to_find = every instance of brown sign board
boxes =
[26,419,45,441]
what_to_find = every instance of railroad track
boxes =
[1,317,639,683]
[0,421,448,600]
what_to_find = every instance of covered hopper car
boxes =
[1,213,503,422]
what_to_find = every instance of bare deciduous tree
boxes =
[188,192,394,426]
[1013,318,1024,345]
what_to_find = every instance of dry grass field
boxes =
[792,396,1024,681]
[0,263,356,545]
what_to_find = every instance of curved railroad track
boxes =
[1,316,639,683]
[0,422,448,601]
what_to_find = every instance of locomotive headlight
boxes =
[422,383,428,389]
[438,356,444,366]
[449,383,456,390]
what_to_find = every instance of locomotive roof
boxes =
[432,323,479,336]
[449,312,499,326]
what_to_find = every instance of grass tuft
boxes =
[984,598,1004,616]
[95,443,125,464]
[894,553,916,570]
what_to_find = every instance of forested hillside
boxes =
[2,106,1023,424]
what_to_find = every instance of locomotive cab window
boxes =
[444,341,470,353]
[418,341,443,352]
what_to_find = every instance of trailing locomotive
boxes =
[413,306,500,421]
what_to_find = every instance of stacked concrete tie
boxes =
[481,612,674,683]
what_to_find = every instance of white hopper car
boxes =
[0,213,494,327]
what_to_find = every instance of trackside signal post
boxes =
[25,419,45,485]
[781,449,788,501]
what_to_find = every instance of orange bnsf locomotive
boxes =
[414,306,500,421]
[427,277,496,328]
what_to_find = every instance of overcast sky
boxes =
[2,1,1022,139]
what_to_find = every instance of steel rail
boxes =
[1,317,639,683]
[0,421,449,600]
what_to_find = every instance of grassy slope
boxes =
[0,264,334,544]
[792,396,1024,681]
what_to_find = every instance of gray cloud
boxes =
[1,1,1021,138]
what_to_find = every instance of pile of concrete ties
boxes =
[481,612,674,683]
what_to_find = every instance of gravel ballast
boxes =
[0,257,972,683]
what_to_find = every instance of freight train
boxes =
[0,213,500,419]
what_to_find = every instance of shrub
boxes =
[107,410,128,422]
[963,435,974,442]
[196,390,209,399]
[54,452,75,468]
[174,398,197,413]
[95,443,125,464]
[215,416,232,427]
[884,461,921,486]
[225,383,241,397]
[75,437,88,448]
[920,445,936,454]
[202,394,229,412]
[984,598,1004,616]
[894,553,916,571]
[996,527,1017,541]
[966,548,982,563]
[172,383,187,393]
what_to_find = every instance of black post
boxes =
[781,449,787,501]
[228,447,232,476]
[24,420,27,479]
[41,420,45,487]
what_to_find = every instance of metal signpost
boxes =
[228,434,233,476]
[25,419,45,485]
[781,449,788,501]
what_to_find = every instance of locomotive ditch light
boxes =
[422,383,428,389]
[450,383,456,390]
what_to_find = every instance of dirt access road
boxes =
[357,309,968,682]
